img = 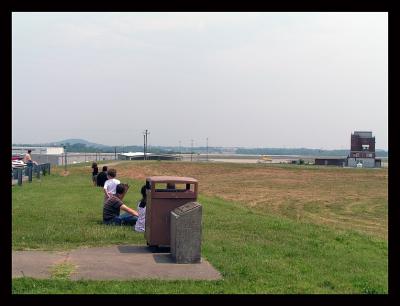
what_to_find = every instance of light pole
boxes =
[145,130,147,160]
[143,129,150,160]
[206,137,209,162]
[190,139,194,162]
[63,145,67,172]
[143,133,146,160]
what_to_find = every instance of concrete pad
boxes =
[68,245,222,281]
[12,250,68,279]
[12,245,222,281]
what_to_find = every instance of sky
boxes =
[12,12,388,150]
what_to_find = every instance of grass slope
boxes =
[12,164,387,293]
[115,161,388,239]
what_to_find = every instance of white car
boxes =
[356,162,363,168]
[12,160,26,168]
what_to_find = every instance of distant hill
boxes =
[13,138,388,157]
[40,139,143,153]
[46,139,109,149]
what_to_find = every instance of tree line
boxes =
[13,142,388,157]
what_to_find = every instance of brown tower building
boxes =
[315,131,381,168]
[347,131,381,168]
[349,131,375,158]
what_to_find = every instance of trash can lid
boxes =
[147,176,198,184]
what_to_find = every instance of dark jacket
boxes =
[96,171,108,187]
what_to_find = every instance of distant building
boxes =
[12,146,65,165]
[314,131,381,168]
[118,152,181,161]
[12,146,64,155]
[347,131,380,168]
[12,146,117,166]
[315,158,346,167]
[349,131,375,158]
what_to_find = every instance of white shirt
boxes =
[104,178,121,196]
[134,202,146,232]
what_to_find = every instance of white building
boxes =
[12,146,65,156]
[118,152,180,161]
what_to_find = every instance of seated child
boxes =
[134,185,147,232]
[103,168,121,200]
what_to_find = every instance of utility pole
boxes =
[143,129,150,160]
[143,133,146,161]
[146,129,149,159]
[179,141,181,159]
[206,137,209,162]
[63,145,67,172]
[114,146,117,160]
[190,139,194,162]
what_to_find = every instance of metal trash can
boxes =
[145,176,198,247]
[171,202,202,263]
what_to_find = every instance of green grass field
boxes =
[12,162,388,294]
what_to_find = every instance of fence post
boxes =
[17,168,23,186]
[36,165,41,179]
[42,164,46,176]
[28,166,33,182]
[47,163,51,175]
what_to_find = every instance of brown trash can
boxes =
[145,176,198,247]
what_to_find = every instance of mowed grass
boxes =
[116,161,388,239]
[12,162,388,293]
[12,166,146,250]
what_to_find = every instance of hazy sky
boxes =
[12,12,388,150]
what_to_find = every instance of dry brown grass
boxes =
[98,161,389,239]
[60,171,70,176]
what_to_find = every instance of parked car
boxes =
[12,160,26,169]
[12,154,23,161]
